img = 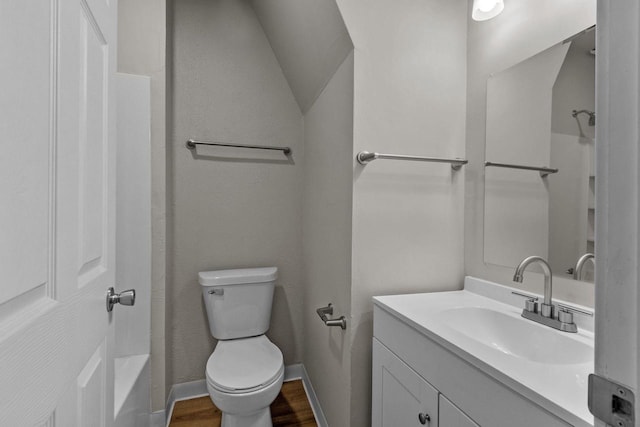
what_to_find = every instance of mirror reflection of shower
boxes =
[483,26,596,280]
[572,109,595,126]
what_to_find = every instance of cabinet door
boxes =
[372,339,439,427]
[439,394,480,427]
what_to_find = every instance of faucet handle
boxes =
[524,299,538,313]
[511,290,538,301]
[557,303,594,317]
[511,291,538,313]
[558,308,574,324]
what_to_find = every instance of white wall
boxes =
[167,3,356,422]
[117,0,166,410]
[250,4,356,425]
[302,52,354,427]
[465,0,596,306]
[251,3,468,426]
[250,0,353,113]
[168,0,305,387]
[336,0,468,425]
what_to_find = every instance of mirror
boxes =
[483,27,595,281]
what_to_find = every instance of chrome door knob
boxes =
[418,412,431,424]
[106,287,136,312]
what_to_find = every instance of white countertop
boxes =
[373,276,594,427]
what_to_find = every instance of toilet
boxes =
[200,267,284,427]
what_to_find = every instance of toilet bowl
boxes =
[206,335,284,427]
[200,267,284,427]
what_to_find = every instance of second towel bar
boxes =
[186,139,292,155]
[485,161,558,177]
[316,304,347,329]
[356,151,468,170]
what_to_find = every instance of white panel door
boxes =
[0,0,117,425]
[372,339,439,427]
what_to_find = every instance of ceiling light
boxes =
[472,0,504,21]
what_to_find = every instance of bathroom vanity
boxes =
[372,277,594,427]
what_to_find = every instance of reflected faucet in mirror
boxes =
[572,109,595,126]
[573,253,595,280]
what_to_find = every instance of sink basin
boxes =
[439,307,593,365]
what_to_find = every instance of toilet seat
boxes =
[206,335,284,394]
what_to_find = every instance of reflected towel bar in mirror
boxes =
[485,161,558,177]
[186,139,292,155]
[356,151,468,170]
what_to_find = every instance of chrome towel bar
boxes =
[316,304,346,329]
[186,139,292,155]
[485,161,558,177]
[356,151,468,170]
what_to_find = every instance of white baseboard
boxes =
[163,364,327,427]
[284,363,304,381]
[164,379,209,426]
[149,410,166,427]
[293,363,329,427]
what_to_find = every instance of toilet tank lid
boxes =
[199,267,278,286]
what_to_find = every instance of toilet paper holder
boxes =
[316,303,347,330]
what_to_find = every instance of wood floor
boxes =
[169,380,318,427]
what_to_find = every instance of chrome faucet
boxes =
[513,256,554,318]
[513,256,578,333]
[573,253,595,280]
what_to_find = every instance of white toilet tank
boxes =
[199,267,277,340]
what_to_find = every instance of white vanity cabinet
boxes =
[372,301,577,427]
